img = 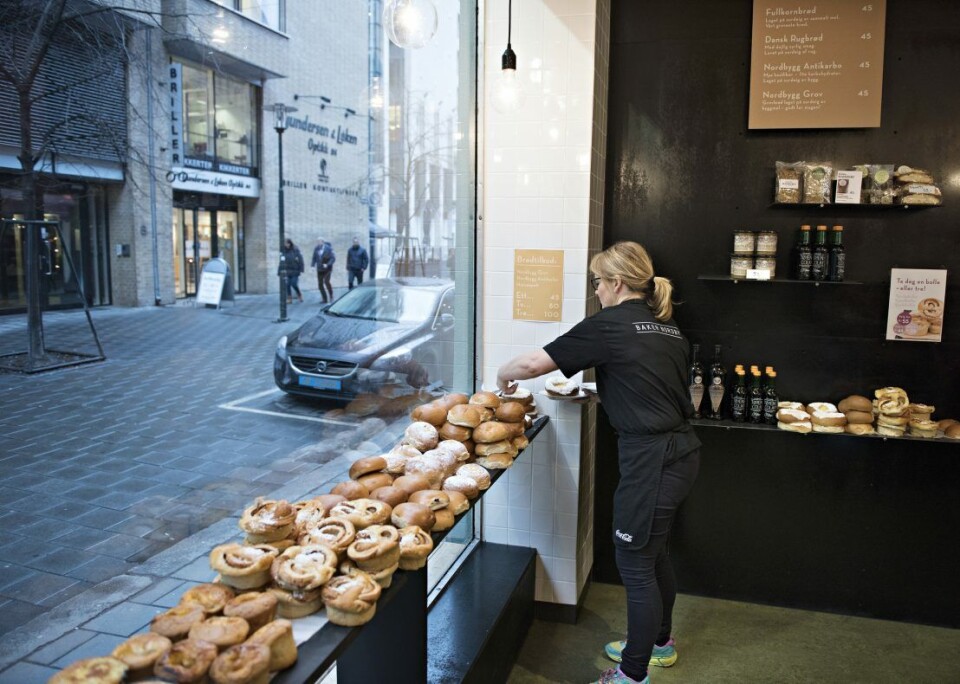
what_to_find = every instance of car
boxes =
[274,277,456,400]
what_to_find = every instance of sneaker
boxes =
[603,638,677,667]
[593,667,649,684]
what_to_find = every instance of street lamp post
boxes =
[266,102,297,322]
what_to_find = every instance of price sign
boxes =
[749,1,887,128]
[513,250,564,322]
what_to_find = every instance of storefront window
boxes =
[215,76,259,172]
[182,64,214,161]
[214,0,286,33]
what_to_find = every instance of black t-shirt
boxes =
[544,299,694,437]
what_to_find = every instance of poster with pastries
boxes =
[886,268,946,342]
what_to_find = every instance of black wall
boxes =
[594,0,960,625]
[605,0,960,413]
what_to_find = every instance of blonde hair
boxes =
[589,241,675,322]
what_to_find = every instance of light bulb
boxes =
[383,0,438,50]
[492,67,525,114]
[361,76,385,117]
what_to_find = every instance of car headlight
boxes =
[374,345,413,365]
[276,335,288,356]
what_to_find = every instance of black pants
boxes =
[615,449,699,680]
[284,274,301,299]
[348,267,364,289]
[317,269,333,301]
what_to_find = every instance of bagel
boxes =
[811,411,847,427]
[349,456,387,480]
[777,420,811,434]
[843,410,874,425]
[838,395,873,413]
[845,423,875,436]
[776,408,810,424]
[777,401,806,411]
[806,402,838,415]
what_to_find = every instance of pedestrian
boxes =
[278,238,304,303]
[346,236,369,289]
[311,237,335,303]
[495,241,701,684]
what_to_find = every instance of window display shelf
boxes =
[769,202,939,209]
[698,275,864,285]
[689,418,958,444]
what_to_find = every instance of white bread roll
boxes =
[843,410,874,425]
[473,421,513,444]
[446,404,483,428]
[776,408,810,424]
[777,420,811,434]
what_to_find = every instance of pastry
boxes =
[330,480,369,500]
[271,544,338,592]
[407,489,450,511]
[223,592,277,633]
[545,376,579,396]
[188,616,250,651]
[239,499,297,544]
[153,639,218,682]
[210,544,279,590]
[209,643,272,684]
[347,524,402,572]
[49,657,128,684]
[150,603,206,641]
[398,525,434,570]
[298,516,356,555]
[247,619,297,671]
[908,419,939,438]
[349,455,387,479]
[292,500,328,536]
[403,421,440,451]
[442,475,479,500]
[180,583,236,615]
[391,502,436,531]
[261,538,296,553]
[344,559,400,589]
[266,584,324,618]
[321,571,382,627]
[327,498,393,529]
[456,463,491,490]
[111,634,172,680]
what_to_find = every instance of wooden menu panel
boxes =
[749,1,886,129]
[513,250,564,322]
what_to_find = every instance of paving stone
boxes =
[56,527,116,550]
[130,577,187,606]
[52,631,127,664]
[171,555,217,583]
[23,628,97,666]
[0,660,59,684]
[66,556,135,584]
[106,515,162,538]
[0,572,82,605]
[86,534,155,561]
[24,547,100,575]
[0,599,47,637]
[38,580,93,608]
[72,508,133,530]
[45,501,97,520]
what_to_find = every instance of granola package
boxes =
[774,161,803,204]
[802,162,833,204]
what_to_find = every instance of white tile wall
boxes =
[480,0,609,606]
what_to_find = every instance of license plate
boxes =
[298,375,342,391]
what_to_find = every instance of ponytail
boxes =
[649,275,674,322]
[591,241,677,321]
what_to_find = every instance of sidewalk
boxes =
[0,290,400,682]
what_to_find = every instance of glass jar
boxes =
[754,254,777,278]
[756,230,778,255]
[730,253,754,278]
[733,231,756,255]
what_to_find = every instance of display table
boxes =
[275,416,549,683]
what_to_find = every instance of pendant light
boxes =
[383,0,438,50]
[492,0,525,113]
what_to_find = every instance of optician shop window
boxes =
[180,62,259,176]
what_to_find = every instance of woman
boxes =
[496,241,700,684]
[278,238,304,303]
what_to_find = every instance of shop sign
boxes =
[886,268,947,343]
[167,168,260,198]
[749,1,887,128]
[169,63,184,167]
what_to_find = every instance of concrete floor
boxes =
[510,583,960,684]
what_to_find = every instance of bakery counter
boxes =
[594,407,960,628]
[275,415,549,684]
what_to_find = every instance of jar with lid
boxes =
[733,231,756,255]
[755,230,778,255]
[754,254,777,278]
[730,253,754,279]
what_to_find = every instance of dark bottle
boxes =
[748,369,764,423]
[793,224,813,280]
[731,366,747,422]
[811,224,829,281]
[688,343,705,418]
[763,369,779,424]
[708,344,726,420]
[828,225,846,282]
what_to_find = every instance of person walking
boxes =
[346,237,369,289]
[278,238,304,303]
[311,237,335,303]
[495,241,700,684]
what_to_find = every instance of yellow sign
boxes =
[513,249,564,322]
[749,1,886,129]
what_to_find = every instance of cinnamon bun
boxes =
[247,619,297,671]
[222,592,277,633]
[209,643,271,684]
[271,544,338,592]
[321,571,382,627]
[238,498,297,544]
[209,544,279,590]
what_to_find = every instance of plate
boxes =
[537,390,588,401]
[580,382,597,395]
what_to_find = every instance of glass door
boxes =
[173,207,200,297]
[216,210,238,276]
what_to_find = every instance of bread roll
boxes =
[404,455,445,489]
[838,395,873,413]
[811,411,847,427]
[777,420,811,434]
[436,439,470,462]
[444,490,470,516]
[331,480,369,500]
[447,404,483,428]
[439,422,472,442]
[937,418,959,431]
[512,434,530,451]
[357,472,393,492]
[843,410,874,425]
[408,489,450,510]
[472,421,512,443]
[469,391,501,409]
[404,421,440,451]
[439,392,470,409]
[432,508,456,531]
[349,456,387,480]
[475,439,518,457]
[476,453,514,469]
[392,474,431,496]
[845,423,875,436]
[456,463,491,490]
[314,493,347,510]
[411,401,447,426]
[495,402,526,422]
[812,424,845,434]
[945,424,960,439]
[370,485,408,508]
[806,402,838,415]
[392,444,422,458]
[391,502,436,530]
[442,475,479,500]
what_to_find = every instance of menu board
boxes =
[513,250,564,322]
[749,1,886,129]
[886,268,947,343]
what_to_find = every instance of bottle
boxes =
[708,344,726,420]
[793,224,813,280]
[748,369,764,423]
[688,343,705,418]
[763,368,779,424]
[731,366,747,422]
[828,225,846,282]
[811,224,829,281]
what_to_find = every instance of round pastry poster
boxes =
[886,268,947,342]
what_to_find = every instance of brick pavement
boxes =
[0,291,412,682]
